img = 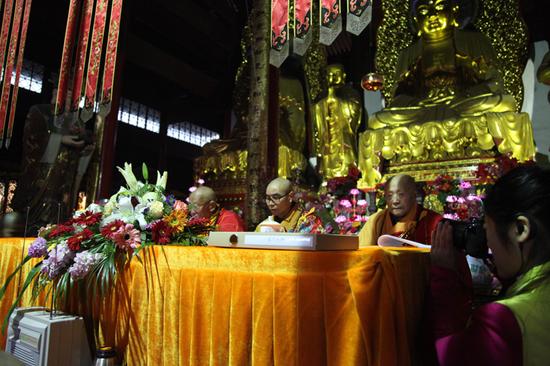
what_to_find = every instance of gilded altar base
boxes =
[358,111,536,188]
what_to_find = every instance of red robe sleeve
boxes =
[414,208,442,245]
[429,266,523,366]
[217,209,245,232]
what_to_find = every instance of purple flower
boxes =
[28,237,47,258]
[68,251,104,279]
[466,194,482,202]
[40,242,75,279]
[459,181,472,190]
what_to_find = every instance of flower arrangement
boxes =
[0,163,213,331]
[423,174,483,221]
[297,173,369,235]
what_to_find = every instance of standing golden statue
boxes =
[312,64,362,179]
[358,0,535,187]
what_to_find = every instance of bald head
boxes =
[190,186,216,205]
[266,177,293,195]
[189,186,218,218]
[265,177,294,219]
[385,174,417,219]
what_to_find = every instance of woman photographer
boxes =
[429,165,550,365]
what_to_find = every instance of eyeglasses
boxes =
[265,193,289,204]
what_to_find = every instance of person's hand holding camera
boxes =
[431,221,460,271]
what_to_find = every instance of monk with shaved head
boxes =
[189,186,245,231]
[359,174,442,246]
[257,177,323,233]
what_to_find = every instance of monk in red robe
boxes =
[359,174,441,246]
[189,186,245,231]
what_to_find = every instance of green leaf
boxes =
[2,263,42,333]
[0,256,32,301]
[142,163,149,182]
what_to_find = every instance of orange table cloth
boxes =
[0,238,430,365]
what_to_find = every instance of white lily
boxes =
[117,163,140,192]
[156,170,168,189]
[102,196,148,230]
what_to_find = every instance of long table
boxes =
[0,238,430,365]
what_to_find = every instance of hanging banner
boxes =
[6,0,32,148]
[293,0,312,56]
[346,0,372,36]
[270,0,289,67]
[0,0,24,148]
[70,0,94,114]
[319,0,342,46]
[81,0,109,123]
[55,0,80,120]
[99,0,123,116]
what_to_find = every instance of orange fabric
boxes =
[217,208,245,231]
[0,238,429,365]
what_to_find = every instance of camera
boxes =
[443,218,488,258]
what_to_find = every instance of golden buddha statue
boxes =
[357,0,535,188]
[278,74,307,178]
[370,0,515,129]
[312,64,362,179]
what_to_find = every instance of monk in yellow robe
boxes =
[360,174,442,246]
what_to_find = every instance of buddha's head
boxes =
[327,64,346,88]
[413,0,459,39]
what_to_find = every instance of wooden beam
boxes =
[126,34,219,99]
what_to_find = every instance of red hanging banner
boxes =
[319,0,342,46]
[5,0,32,148]
[55,0,80,118]
[0,0,24,147]
[346,0,372,36]
[70,0,94,113]
[293,0,313,56]
[0,0,15,76]
[270,0,289,67]
[99,0,123,116]
[81,0,108,122]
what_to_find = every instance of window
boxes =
[167,121,220,147]
[0,59,44,93]
[117,97,160,133]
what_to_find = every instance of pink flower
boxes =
[459,181,472,190]
[350,188,360,195]
[357,199,368,207]
[446,195,458,203]
[339,199,352,208]
[188,186,197,192]
[113,224,141,251]
[173,200,188,211]
[466,194,482,202]
[443,213,459,220]
[335,215,347,223]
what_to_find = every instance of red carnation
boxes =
[67,228,94,251]
[48,225,75,238]
[151,220,173,244]
[74,211,102,226]
[101,219,126,239]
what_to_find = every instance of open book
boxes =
[377,234,431,249]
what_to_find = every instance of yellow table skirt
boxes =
[0,238,430,365]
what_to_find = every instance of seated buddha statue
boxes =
[312,64,362,178]
[369,0,516,129]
